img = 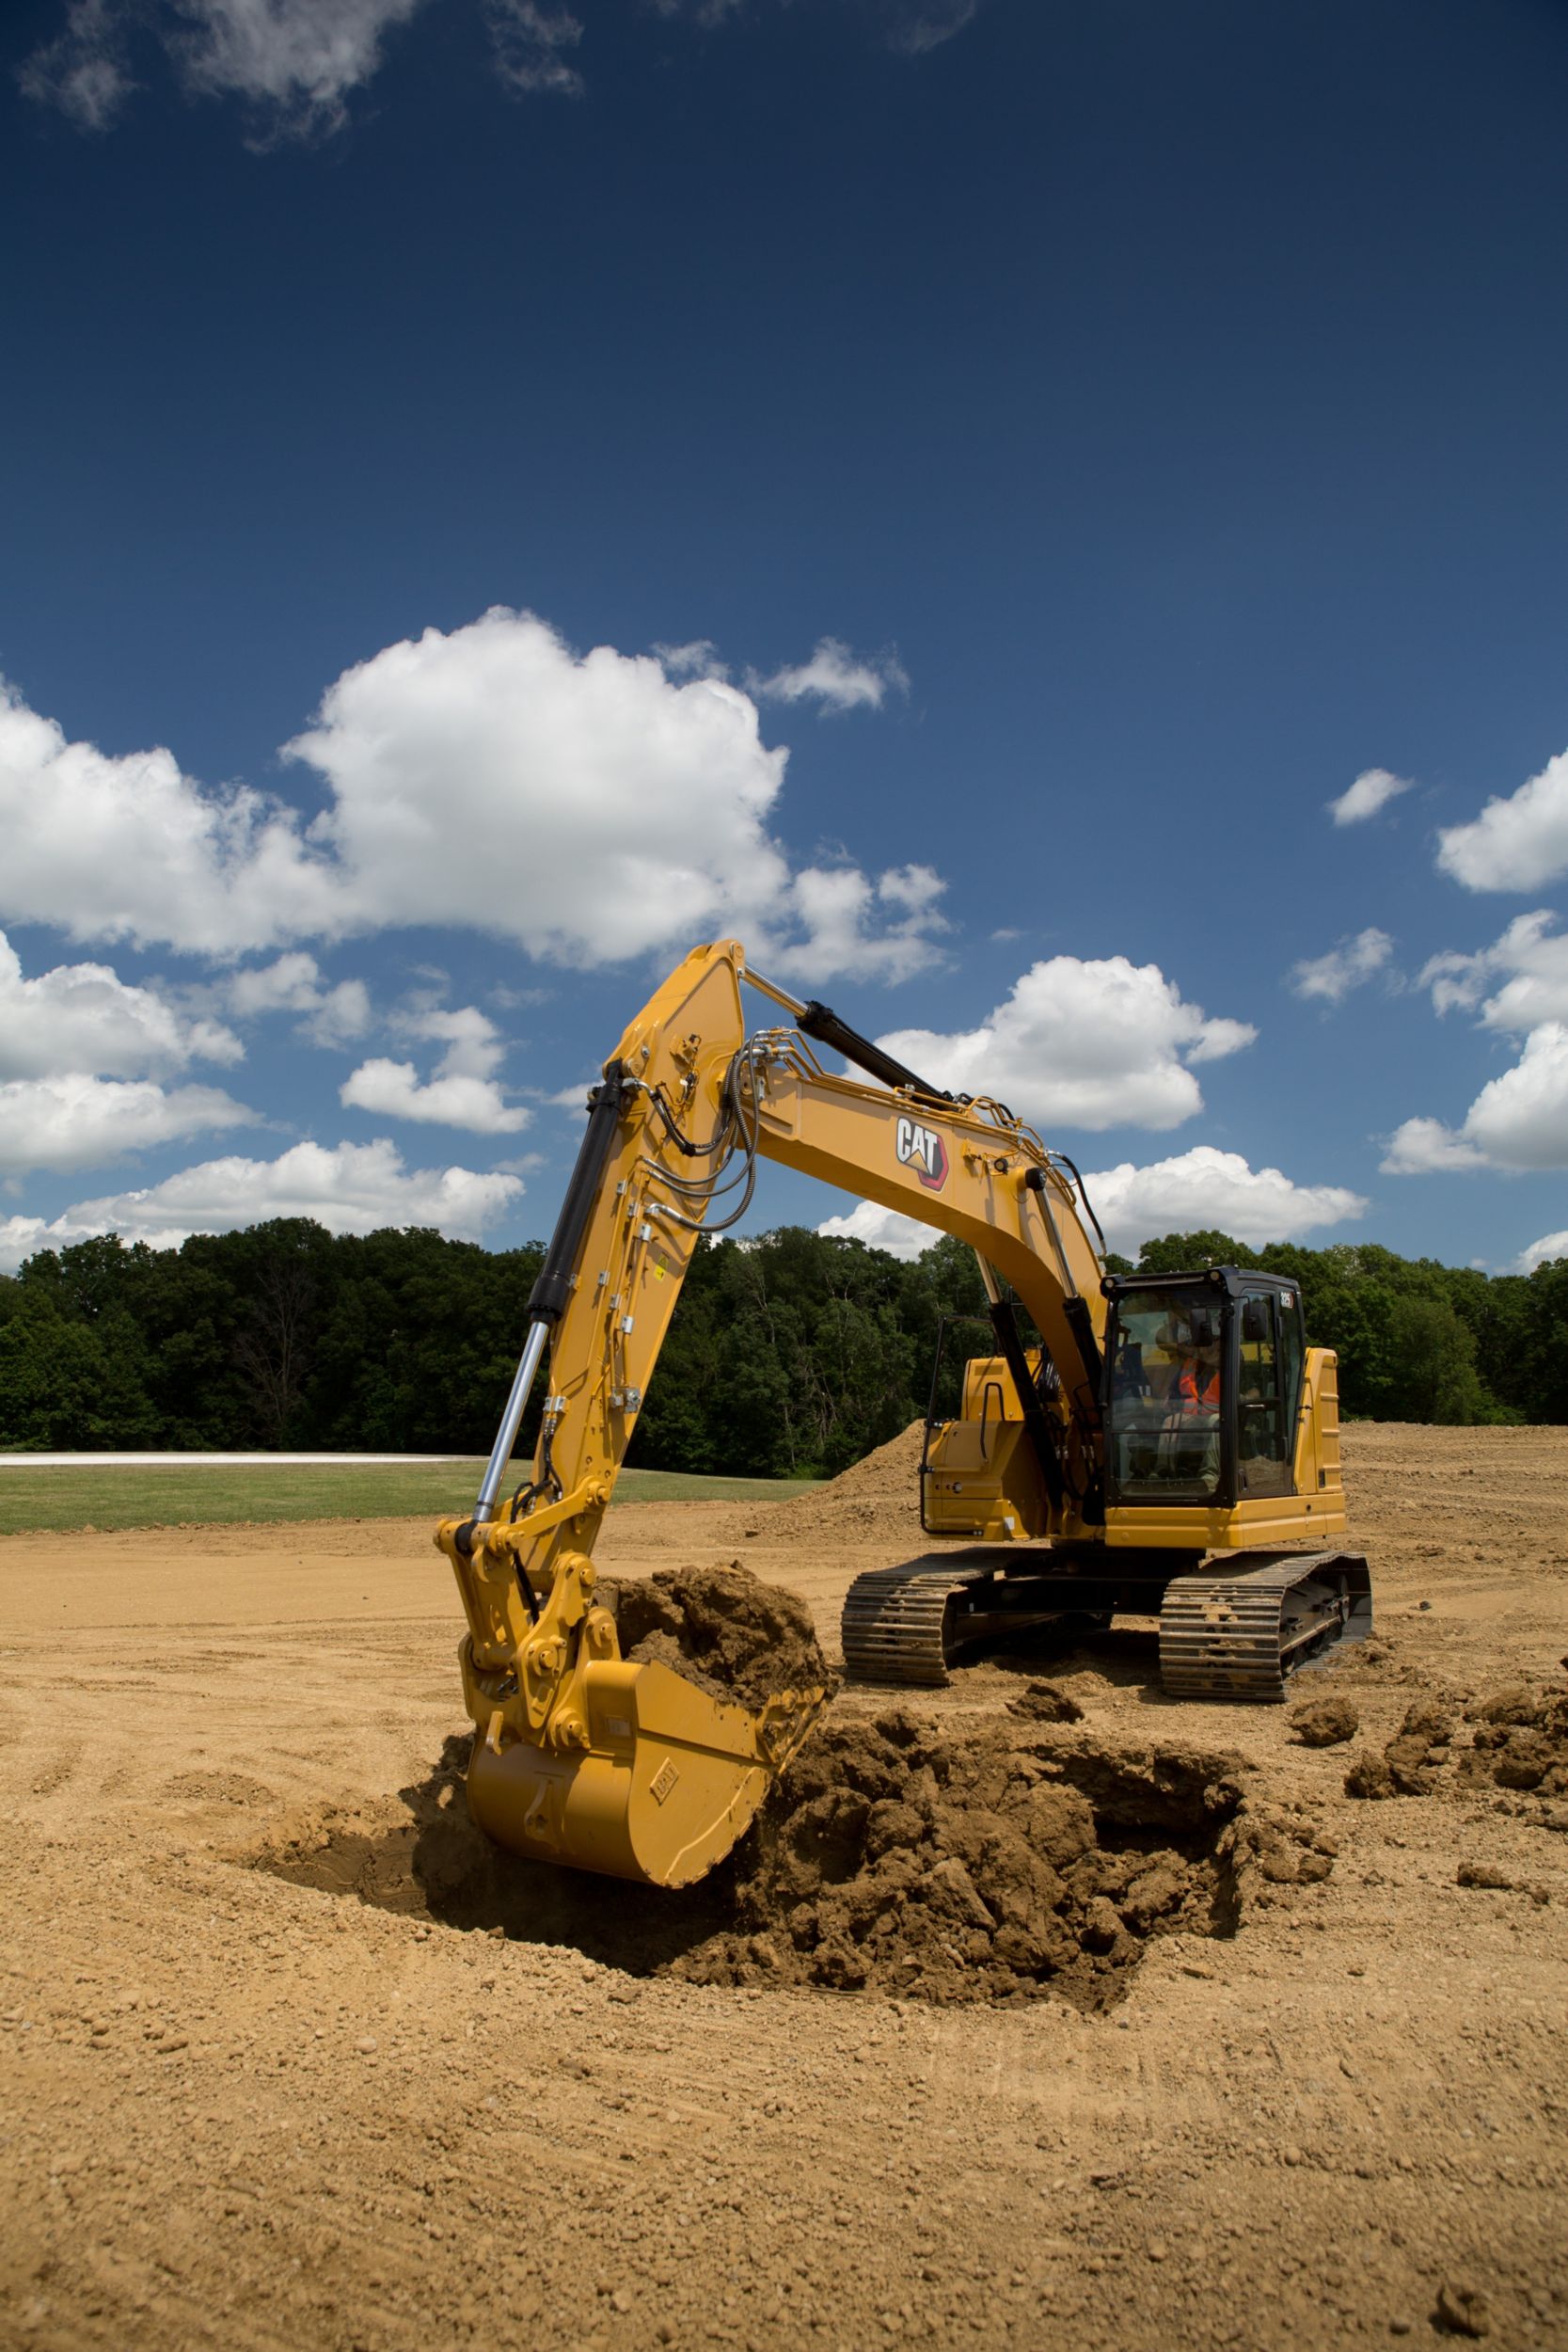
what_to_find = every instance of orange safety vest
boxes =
[1178,1362,1220,1409]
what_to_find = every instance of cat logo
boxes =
[895,1114,949,1191]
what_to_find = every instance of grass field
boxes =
[0,1461,815,1536]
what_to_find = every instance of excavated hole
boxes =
[248,1712,1257,2011]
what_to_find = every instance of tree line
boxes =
[0,1218,1563,1468]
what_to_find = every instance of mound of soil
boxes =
[1459,1677,1568,1796]
[250,1714,1304,2012]
[756,1420,928,1548]
[667,1713,1251,2008]
[601,1563,832,1708]
[1344,1699,1456,1800]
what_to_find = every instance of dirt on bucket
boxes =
[599,1562,833,1708]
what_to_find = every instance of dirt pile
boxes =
[1344,1699,1456,1799]
[252,1714,1322,2012]
[601,1562,832,1706]
[1459,1677,1568,1797]
[754,1419,928,1549]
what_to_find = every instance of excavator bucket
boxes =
[466,1658,827,1889]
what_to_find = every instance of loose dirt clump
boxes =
[1006,1678,1085,1724]
[1344,1698,1456,1799]
[1289,1695,1358,1748]
[600,1562,832,1708]
[1458,1677,1568,1797]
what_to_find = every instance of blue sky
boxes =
[3,0,1567,1277]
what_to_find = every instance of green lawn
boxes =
[0,1461,816,1536]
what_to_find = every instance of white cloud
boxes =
[485,0,583,94]
[816,1200,929,1259]
[0,930,241,1080]
[176,0,426,131]
[1383,1025,1568,1174]
[654,640,727,680]
[0,1137,522,1272]
[0,676,343,954]
[1327,769,1414,826]
[0,613,932,978]
[1435,745,1568,892]
[1082,1148,1367,1252]
[224,952,372,1046]
[747,638,909,713]
[1514,1230,1568,1275]
[874,956,1255,1131]
[881,0,978,54]
[21,0,427,138]
[1377,1117,1489,1176]
[17,0,133,128]
[340,1060,531,1132]
[817,1146,1366,1261]
[341,999,531,1132]
[1421,912,1568,1032]
[1290,927,1395,1005]
[777,863,947,984]
[0,1075,257,1178]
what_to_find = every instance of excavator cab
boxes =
[1101,1268,1307,1510]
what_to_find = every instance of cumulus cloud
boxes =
[747,638,909,713]
[817,1147,1366,1262]
[0,612,936,978]
[0,1137,522,1272]
[816,1200,930,1260]
[778,864,946,984]
[1436,745,1568,893]
[1378,1118,1489,1176]
[224,952,372,1046]
[1083,1149,1367,1252]
[0,930,241,1080]
[1421,912,1568,1032]
[1327,769,1415,827]
[1514,1229,1568,1275]
[1384,1023,1568,1174]
[485,0,583,94]
[0,677,343,954]
[340,1002,530,1133]
[873,957,1255,1131]
[0,1075,257,1177]
[1290,927,1395,1006]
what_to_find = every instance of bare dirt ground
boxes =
[2,1423,1566,2352]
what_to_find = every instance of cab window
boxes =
[1105,1287,1224,1502]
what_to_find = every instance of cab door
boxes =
[1236,1287,1292,1498]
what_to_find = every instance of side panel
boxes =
[1105,1489,1348,1549]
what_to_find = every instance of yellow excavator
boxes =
[437,940,1370,1890]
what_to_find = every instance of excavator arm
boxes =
[436,938,1112,1885]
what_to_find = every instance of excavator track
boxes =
[841,1556,996,1688]
[842,1548,1372,1699]
[1158,1549,1372,1701]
